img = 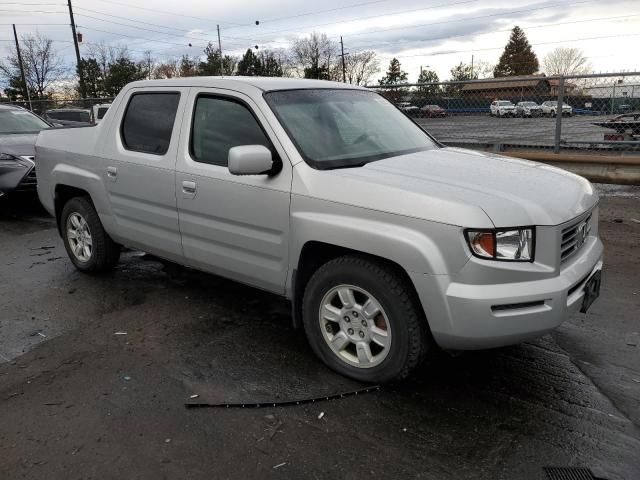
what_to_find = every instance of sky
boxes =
[1,0,640,85]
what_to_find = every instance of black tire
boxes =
[60,196,120,273]
[302,255,430,383]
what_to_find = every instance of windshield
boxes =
[264,89,437,169]
[47,110,90,122]
[497,101,513,106]
[0,109,50,134]
[520,102,536,106]
[97,107,108,119]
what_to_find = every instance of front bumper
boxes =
[409,236,604,350]
[0,157,36,195]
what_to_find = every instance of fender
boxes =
[286,198,471,300]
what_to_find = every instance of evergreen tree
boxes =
[104,57,145,96]
[446,62,478,95]
[378,58,408,86]
[179,55,198,77]
[449,62,477,82]
[77,58,105,98]
[493,26,539,77]
[237,49,260,76]
[417,69,440,94]
[198,43,236,76]
[258,51,283,77]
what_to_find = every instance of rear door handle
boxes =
[182,180,196,199]
[106,166,117,181]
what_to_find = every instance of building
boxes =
[460,77,551,98]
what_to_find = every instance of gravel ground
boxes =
[0,186,639,480]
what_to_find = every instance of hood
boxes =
[0,133,38,158]
[296,147,598,228]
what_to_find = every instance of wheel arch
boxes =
[54,184,92,235]
[290,240,426,331]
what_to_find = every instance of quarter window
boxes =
[191,95,271,167]
[121,92,180,155]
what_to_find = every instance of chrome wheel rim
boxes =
[319,285,391,369]
[66,212,93,262]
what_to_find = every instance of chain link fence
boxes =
[370,72,640,154]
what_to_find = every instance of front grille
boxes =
[560,212,592,263]
[16,156,37,190]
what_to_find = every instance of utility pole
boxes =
[217,25,224,75]
[471,54,474,78]
[12,24,32,111]
[67,0,85,97]
[339,36,348,83]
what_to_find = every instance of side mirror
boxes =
[228,145,274,176]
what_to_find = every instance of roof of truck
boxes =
[128,76,367,92]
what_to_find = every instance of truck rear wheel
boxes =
[302,255,430,383]
[61,197,120,273]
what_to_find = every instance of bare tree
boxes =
[140,50,156,80]
[0,32,66,99]
[87,42,130,79]
[291,32,339,80]
[344,50,379,86]
[473,60,495,79]
[543,47,591,76]
[153,58,180,79]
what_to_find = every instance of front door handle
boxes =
[182,180,196,199]
[106,166,117,181]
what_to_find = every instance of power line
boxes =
[228,0,394,28]
[238,0,483,40]
[75,25,210,49]
[91,0,245,27]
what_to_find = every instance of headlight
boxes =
[0,153,27,168]
[465,227,535,262]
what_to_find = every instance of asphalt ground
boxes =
[0,187,639,480]
[417,114,621,146]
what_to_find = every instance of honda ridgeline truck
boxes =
[36,78,603,383]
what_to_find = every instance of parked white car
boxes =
[490,100,516,117]
[35,78,603,383]
[541,101,573,117]
[515,101,542,117]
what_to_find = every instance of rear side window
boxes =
[121,92,180,155]
[190,95,271,167]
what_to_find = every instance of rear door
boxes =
[175,88,292,294]
[101,87,188,262]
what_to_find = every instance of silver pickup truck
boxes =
[36,77,603,383]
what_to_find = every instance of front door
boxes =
[175,89,292,294]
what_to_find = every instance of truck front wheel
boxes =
[61,197,120,272]
[302,255,430,383]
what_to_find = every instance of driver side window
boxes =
[191,95,272,167]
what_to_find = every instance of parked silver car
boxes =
[515,101,542,117]
[35,78,603,383]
